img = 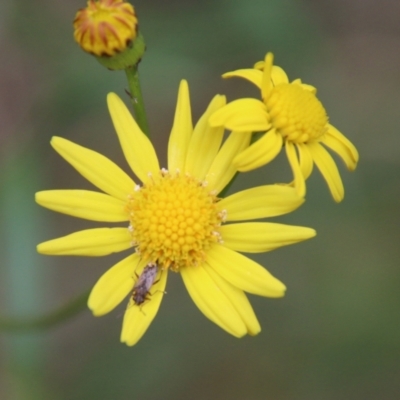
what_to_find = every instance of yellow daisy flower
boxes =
[36,80,316,346]
[209,53,359,202]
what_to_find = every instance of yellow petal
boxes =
[51,137,135,202]
[120,269,167,346]
[324,124,359,171]
[308,142,344,202]
[209,98,270,132]
[220,222,316,253]
[223,68,263,90]
[285,141,306,198]
[181,264,247,338]
[206,244,286,297]
[185,94,226,179]
[261,53,274,100]
[297,142,314,180]
[37,228,132,256]
[234,129,282,171]
[107,93,159,183]
[35,190,128,222]
[205,131,252,194]
[204,264,260,336]
[168,80,193,173]
[88,253,141,316]
[218,185,304,221]
[271,66,289,85]
[292,79,317,94]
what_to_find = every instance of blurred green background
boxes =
[1,0,399,399]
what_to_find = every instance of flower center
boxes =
[126,171,224,271]
[265,84,328,143]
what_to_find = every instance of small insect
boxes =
[131,262,159,306]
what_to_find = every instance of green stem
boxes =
[125,65,150,137]
[0,289,90,332]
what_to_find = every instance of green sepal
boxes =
[95,32,146,70]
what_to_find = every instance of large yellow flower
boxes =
[209,53,359,202]
[36,80,315,346]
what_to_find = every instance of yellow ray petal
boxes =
[308,142,345,202]
[234,129,282,171]
[292,79,317,94]
[209,98,270,132]
[297,142,314,180]
[285,141,306,198]
[205,131,252,194]
[261,52,274,100]
[88,253,141,316]
[204,264,260,336]
[253,63,289,87]
[35,190,128,222]
[181,265,247,338]
[37,227,132,256]
[120,269,167,346]
[218,185,304,221]
[223,68,263,89]
[168,80,193,173]
[271,66,289,86]
[107,93,159,183]
[206,244,286,297]
[185,94,226,179]
[324,124,359,171]
[220,222,316,253]
[51,137,135,202]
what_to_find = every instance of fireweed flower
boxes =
[209,53,359,202]
[73,0,138,57]
[36,80,315,346]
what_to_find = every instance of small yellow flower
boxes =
[73,0,138,57]
[209,53,359,202]
[36,80,315,346]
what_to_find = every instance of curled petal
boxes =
[88,253,141,316]
[285,142,306,198]
[204,264,260,336]
[271,66,289,86]
[121,269,168,346]
[324,124,359,171]
[223,68,263,90]
[308,142,344,202]
[234,129,282,172]
[261,53,274,100]
[292,79,317,94]
[185,94,226,179]
[37,228,132,256]
[181,264,247,338]
[107,93,159,183]
[205,131,252,194]
[51,136,135,202]
[209,98,270,132]
[297,142,314,180]
[35,190,128,222]
[220,222,316,253]
[206,244,286,297]
[218,185,304,221]
[168,80,193,173]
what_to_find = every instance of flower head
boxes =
[36,80,315,346]
[209,53,359,202]
[73,0,138,57]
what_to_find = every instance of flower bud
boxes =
[73,0,145,70]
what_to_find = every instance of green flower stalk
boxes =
[73,0,149,135]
